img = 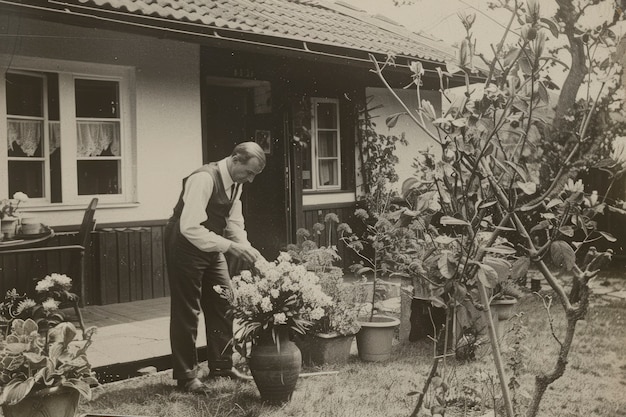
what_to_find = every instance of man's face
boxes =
[231,157,264,184]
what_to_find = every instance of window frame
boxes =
[310,97,341,191]
[0,55,135,206]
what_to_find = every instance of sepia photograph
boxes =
[0,0,624,416]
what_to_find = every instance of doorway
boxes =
[202,80,289,261]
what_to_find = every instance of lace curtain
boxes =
[7,120,42,156]
[49,122,61,154]
[77,122,120,157]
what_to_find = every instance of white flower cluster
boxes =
[35,273,73,293]
[227,252,332,332]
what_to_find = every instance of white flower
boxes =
[213,285,224,295]
[310,307,325,321]
[49,273,72,290]
[273,313,287,324]
[42,298,60,312]
[277,251,292,263]
[270,289,280,299]
[260,297,273,313]
[16,298,36,314]
[35,277,54,293]
[612,136,626,168]
[12,192,28,202]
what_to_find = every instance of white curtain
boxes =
[7,120,42,156]
[49,122,61,154]
[77,122,120,157]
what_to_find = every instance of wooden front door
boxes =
[202,83,289,261]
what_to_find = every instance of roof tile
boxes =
[49,0,457,63]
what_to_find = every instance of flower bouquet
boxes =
[216,252,332,352]
[216,253,332,404]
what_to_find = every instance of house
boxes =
[0,0,469,305]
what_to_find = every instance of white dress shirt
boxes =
[179,158,248,253]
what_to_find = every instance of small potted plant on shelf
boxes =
[0,192,28,240]
[285,215,363,366]
[0,274,98,416]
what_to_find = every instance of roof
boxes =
[2,0,458,65]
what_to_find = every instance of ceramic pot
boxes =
[1,216,18,239]
[490,297,518,338]
[299,332,355,366]
[249,328,302,404]
[19,216,42,235]
[356,315,401,362]
[1,386,80,417]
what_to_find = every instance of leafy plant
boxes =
[285,214,362,336]
[0,319,98,406]
[369,1,624,415]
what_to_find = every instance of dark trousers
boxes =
[165,220,233,380]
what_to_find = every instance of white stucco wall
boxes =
[0,15,201,227]
[357,87,442,196]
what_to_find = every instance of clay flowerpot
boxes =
[2,386,80,417]
[1,216,18,239]
[490,297,518,338]
[356,315,401,362]
[19,216,42,235]
[299,332,355,366]
[248,329,302,405]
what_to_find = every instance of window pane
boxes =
[317,131,337,157]
[75,79,119,118]
[76,122,121,157]
[6,73,43,117]
[318,160,338,186]
[77,160,121,195]
[316,102,337,129]
[8,120,43,157]
[9,161,44,198]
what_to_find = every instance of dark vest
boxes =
[170,163,234,237]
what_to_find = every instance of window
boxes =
[304,98,341,190]
[2,60,132,205]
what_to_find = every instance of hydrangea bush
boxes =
[216,253,332,352]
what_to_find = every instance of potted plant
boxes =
[0,273,98,416]
[285,216,363,366]
[0,192,28,240]
[215,253,332,404]
[337,207,406,362]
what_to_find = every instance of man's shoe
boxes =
[208,368,252,381]
[177,377,210,393]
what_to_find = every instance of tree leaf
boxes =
[558,225,575,237]
[386,112,406,129]
[598,231,617,242]
[510,256,531,281]
[476,263,499,288]
[540,17,560,38]
[550,240,576,271]
[439,216,470,226]
[546,198,563,209]
[483,245,517,255]
[517,181,537,195]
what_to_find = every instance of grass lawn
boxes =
[78,288,626,417]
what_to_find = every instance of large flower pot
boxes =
[248,330,302,405]
[490,297,518,338]
[356,315,401,362]
[299,332,355,366]
[1,387,80,417]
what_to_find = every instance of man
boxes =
[165,142,265,393]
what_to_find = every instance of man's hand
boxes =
[227,242,262,266]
